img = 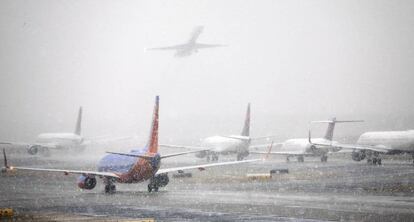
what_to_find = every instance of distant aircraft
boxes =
[161,103,272,161]
[0,107,85,155]
[309,128,414,165]
[251,118,363,163]
[148,26,225,57]
[2,96,263,193]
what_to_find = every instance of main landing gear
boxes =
[297,156,304,163]
[148,173,169,192]
[206,153,219,162]
[367,152,382,166]
[321,155,328,162]
[104,178,116,194]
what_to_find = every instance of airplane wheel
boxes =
[206,155,211,162]
[377,159,382,165]
[148,184,158,192]
[148,184,152,192]
[321,155,328,162]
[297,156,304,163]
[105,184,116,194]
[236,153,244,161]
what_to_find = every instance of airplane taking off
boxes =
[309,129,414,165]
[162,103,271,161]
[2,96,263,193]
[148,26,225,57]
[251,118,363,163]
[0,107,85,155]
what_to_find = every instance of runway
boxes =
[1,153,414,221]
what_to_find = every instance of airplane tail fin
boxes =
[188,26,204,43]
[241,103,251,137]
[311,118,363,141]
[74,107,82,136]
[146,96,159,154]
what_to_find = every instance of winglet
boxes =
[2,148,10,172]
[264,141,274,161]
[147,96,159,153]
[241,103,250,137]
[74,106,82,135]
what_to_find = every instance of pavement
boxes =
[1,152,414,221]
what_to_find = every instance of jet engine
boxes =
[351,150,366,161]
[77,175,97,190]
[195,150,207,158]
[27,145,41,155]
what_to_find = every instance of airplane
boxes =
[161,103,273,162]
[250,118,363,163]
[309,127,414,166]
[1,96,264,193]
[148,26,225,57]
[161,104,252,162]
[0,107,85,156]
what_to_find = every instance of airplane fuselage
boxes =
[280,138,341,156]
[97,147,160,184]
[357,130,414,153]
[201,135,249,155]
[36,133,83,149]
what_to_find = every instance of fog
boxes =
[0,0,413,144]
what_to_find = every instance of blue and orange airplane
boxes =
[2,96,264,193]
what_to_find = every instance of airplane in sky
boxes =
[161,103,272,162]
[0,107,85,156]
[309,128,414,165]
[148,26,225,57]
[251,118,363,163]
[2,96,263,193]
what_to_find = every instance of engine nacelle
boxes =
[195,150,207,158]
[27,145,41,155]
[351,150,366,161]
[151,173,169,188]
[77,175,97,190]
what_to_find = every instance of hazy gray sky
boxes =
[0,0,413,143]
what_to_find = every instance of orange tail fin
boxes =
[147,96,159,153]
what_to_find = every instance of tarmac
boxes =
[1,151,414,221]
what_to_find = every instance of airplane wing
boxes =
[194,43,226,49]
[106,149,209,159]
[2,148,119,178]
[156,158,261,175]
[159,144,213,150]
[249,143,283,150]
[0,141,58,149]
[6,166,120,178]
[147,44,187,51]
[250,150,306,155]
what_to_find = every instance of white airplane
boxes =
[0,107,85,155]
[251,118,363,162]
[148,26,225,57]
[1,96,266,193]
[162,103,272,161]
[309,128,414,165]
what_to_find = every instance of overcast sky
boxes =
[0,0,413,143]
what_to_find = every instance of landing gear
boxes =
[286,156,290,162]
[206,155,211,162]
[321,155,328,162]
[297,156,304,163]
[211,153,219,162]
[148,173,169,193]
[147,184,159,192]
[236,152,248,161]
[367,152,382,166]
[104,184,116,194]
[104,177,116,194]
